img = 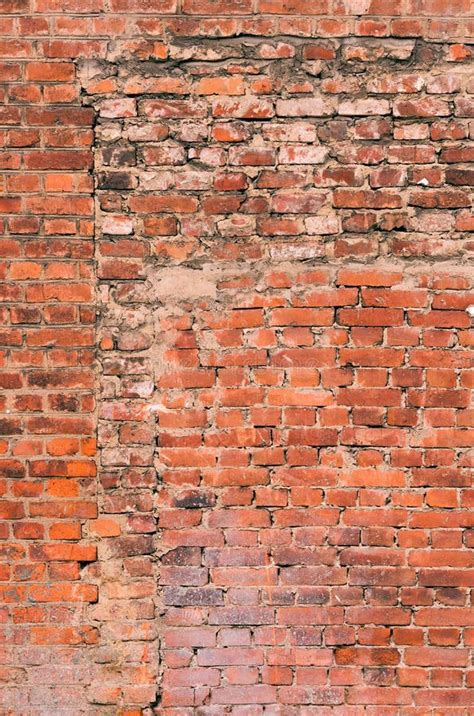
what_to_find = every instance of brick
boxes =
[211,685,277,704]
[276,98,333,117]
[279,145,328,164]
[212,98,274,119]
[196,77,245,95]
[5,3,474,713]
[334,190,402,209]
[339,99,390,115]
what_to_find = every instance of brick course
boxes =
[1,0,473,713]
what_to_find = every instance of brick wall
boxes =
[1,3,98,712]
[1,0,473,713]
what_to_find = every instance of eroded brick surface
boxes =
[1,1,474,713]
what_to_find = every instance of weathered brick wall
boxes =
[1,0,473,713]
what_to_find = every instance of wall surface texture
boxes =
[1,0,474,714]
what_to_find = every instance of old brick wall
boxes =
[2,0,474,714]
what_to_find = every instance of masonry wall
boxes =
[1,1,474,714]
